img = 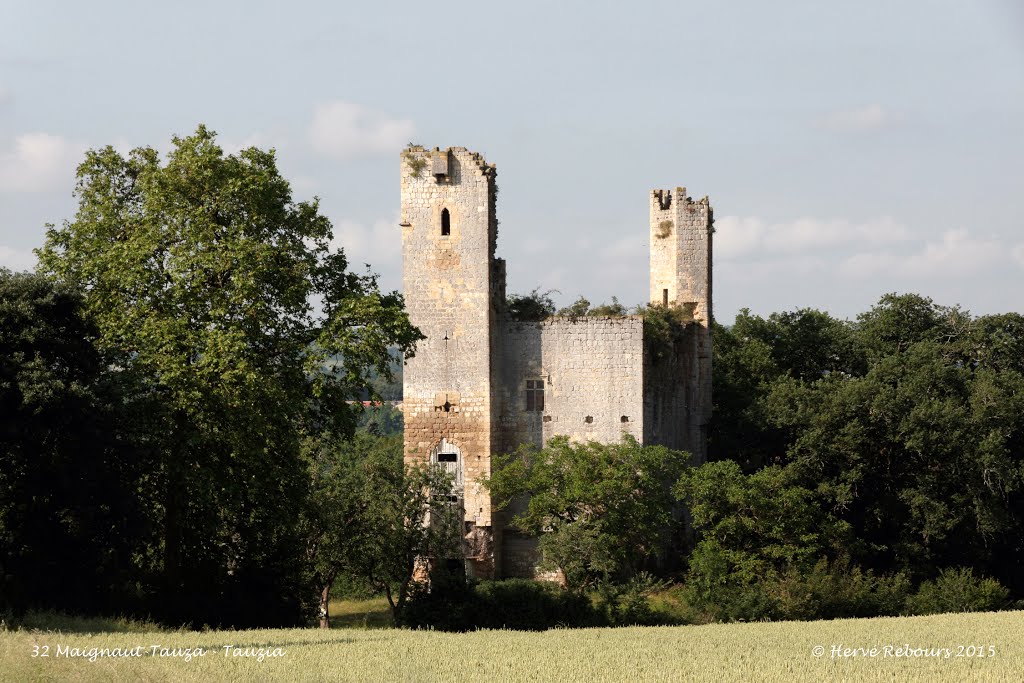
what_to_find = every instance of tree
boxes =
[487,435,688,591]
[0,270,154,616]
[356,458,462,621]
[35,126,422,627]
[303,429,461,626]
[303,432,387,628]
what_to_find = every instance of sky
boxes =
[1,0,1022,323]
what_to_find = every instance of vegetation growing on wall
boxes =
[401,144,428,178]
[506,287,558,321]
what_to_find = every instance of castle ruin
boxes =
[400,146,713,579]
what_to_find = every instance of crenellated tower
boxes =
[647,187,713,462]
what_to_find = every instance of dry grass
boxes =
[1,610,1021,682]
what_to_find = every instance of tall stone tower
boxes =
[648,188,713,462]
[399,145,500,578]
[649,187,712,323]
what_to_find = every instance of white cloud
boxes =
[0,245,37,272]
[328,215,402,291]
[818,104,897,131]
[839,229,1002,279]
[0,132,86,192]
[308,101,414,160]
[715,215,910,258]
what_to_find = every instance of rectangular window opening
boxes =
[525,379,545,412]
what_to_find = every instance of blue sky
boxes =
[1,0,1022,322]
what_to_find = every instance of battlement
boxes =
[649,184,713,326]
[651,187,711,213]
[401,145,495,185]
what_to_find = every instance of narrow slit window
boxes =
[441,208,451,236]
[525,379,544,412]
[663,289,669,306]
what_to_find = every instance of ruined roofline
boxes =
[402,144,495,176]
[651,187,711,211]
[504,313,646,324]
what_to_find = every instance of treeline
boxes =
[693,295,1024,620]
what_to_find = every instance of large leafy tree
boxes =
[487,435,688,592]
[36,126,422,626]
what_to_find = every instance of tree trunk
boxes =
[319,580,333,629]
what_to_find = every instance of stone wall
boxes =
[643,323,708,462]
[496,316,645,455]
[495,315,645,578]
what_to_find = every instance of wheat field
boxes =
[2,610,1021,682]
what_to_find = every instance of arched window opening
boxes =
[441,208,451,236]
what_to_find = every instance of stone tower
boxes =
[648,188,713,462]
[399,146,501,578]
[649,187,712,323]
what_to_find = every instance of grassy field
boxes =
[2,608,1021,682]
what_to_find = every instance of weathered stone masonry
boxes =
[400,146,713,578]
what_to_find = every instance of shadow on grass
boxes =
[7,610,167,634]
[6,598,397,635]
[328,598,394,630]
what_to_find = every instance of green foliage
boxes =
[554,295,629,318]
[708,307,864,469]
[676,459,914,622]
[356,403,404,436]
[401,145,427,178]
[399,579,602,631]
[33,126,422,627]
[557,296,591,317]
[0,270,154,617]
[595,573,673,626]
[588,296,628,317]
[506,287,557,321]
[637,302,694,362]
[302,431,461,624]
[776,340,1024,577]
[855,292,961,362]
[905,568,1010,615]
[709,292,1024,612]
[488,435,689,591]
[677,462,846,574]
[4,610,166,633]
